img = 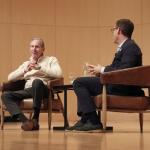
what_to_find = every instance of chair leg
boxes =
[62,109,69,127]
[56,93,69,128]
[48,92,52,130]
[0,99,4,130]
[98,110,101,118]
[102,85,107,131]
[48,109,52,130]
[139,113,143,133]
[1,110,4,130]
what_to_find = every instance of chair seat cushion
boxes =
[94,95,150,110]
[20,98,63,112]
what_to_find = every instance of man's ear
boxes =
[118,28,122,35]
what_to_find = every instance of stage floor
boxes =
[1,120,150,150]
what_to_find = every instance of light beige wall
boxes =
[0,0,150,122]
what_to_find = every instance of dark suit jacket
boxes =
[104,39,144,96]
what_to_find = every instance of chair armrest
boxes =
[100,66,150,87]
[1,80,26,92]
[47,78,64,89]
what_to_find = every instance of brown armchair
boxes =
[95,66,150,132]
[0,78,65,130]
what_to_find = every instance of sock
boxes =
[86,111,100,125]
[81,113,88,123]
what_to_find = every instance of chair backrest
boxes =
[100,65,150,87]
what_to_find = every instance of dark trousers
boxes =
[73,76,103,116]
[1,79,49,117]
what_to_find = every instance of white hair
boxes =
[31,38,45,49]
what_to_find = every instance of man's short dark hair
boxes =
[116,19,134,38]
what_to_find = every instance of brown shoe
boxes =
[32,119,40,130]
[21,120,34,131]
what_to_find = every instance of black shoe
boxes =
[21,119,39,131]
[74,120,103,131]
[66,120,84,131]
[21,120,34,131]
[4,116,21,122]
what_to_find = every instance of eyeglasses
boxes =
[110,27,118,32]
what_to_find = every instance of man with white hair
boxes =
[2,38,63,131]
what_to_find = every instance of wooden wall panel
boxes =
[11,25,56,69]
[99,0,142,26]
[142,0,150,23]
[55,27,100,83]
[0,0,11,23]
[12,0,55,25]
[142,24,150,65]
[0,24,11,81]
[132,24,142,47]
[56,0,99,26]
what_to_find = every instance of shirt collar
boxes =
[29,54,44,63]
[118,39,127,48]
[116,39,127,52]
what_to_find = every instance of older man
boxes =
[1,38,62,131]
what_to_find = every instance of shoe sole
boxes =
[21,126,33,131]
[32,126,40,130]
[65,125,84,132]
[65,129,76,132]
[21,121,34,131]
[72,129,103,133]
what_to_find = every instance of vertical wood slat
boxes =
[102,85,107,130]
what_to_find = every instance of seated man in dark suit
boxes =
[67,19,144,131]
